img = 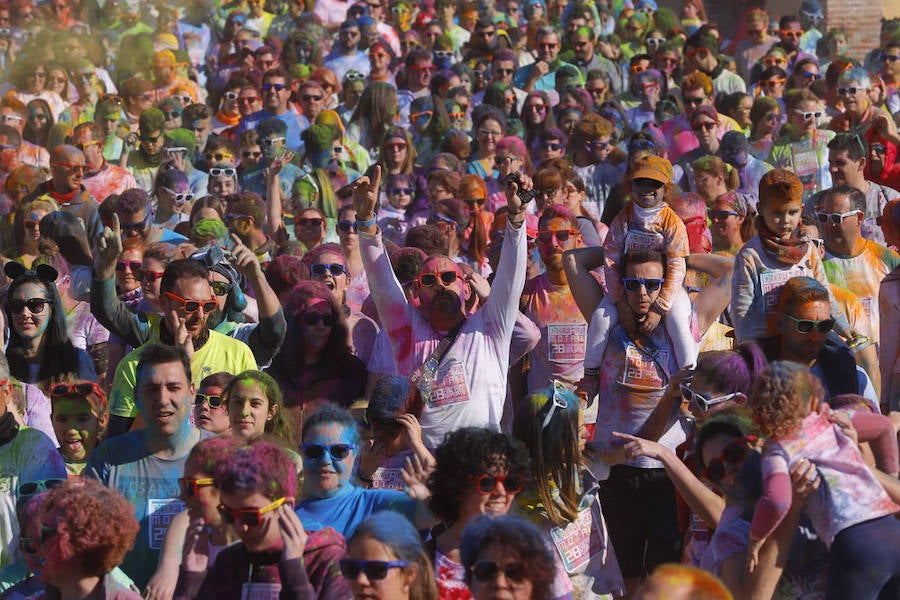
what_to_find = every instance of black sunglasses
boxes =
[311,263,347,277]
[471,560,527,583]
[622,277,663,292]
[302,312,338,327]
[301,443,353,460]
[340,559,410,580]
[8,298,52,314]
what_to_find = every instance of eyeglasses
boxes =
[680,383,744,412]
[428,213,458,229]
[463,197,486,206]
[337,220,358,234]
[301,94,324,102]
[764,112,781,121]
[816,210,861,224]
[17,478,65,498]
[525,103,546,112]
[408,64,435,74]
[340,559,410,580]
[704,436,759,482]
[224,91,239,101]
[541,141,565,151]
[683,96,705,106]
[24,220,39,230]
[468,472,522,494]
[164,291,217,314]
[622,277,663,292]
[385,142,407,151]
[163,111,182,120]
[178,477,215,499]
[794,110,822,120]
[369,51,390,59]
[218,496,290,527]
[537,229,577,244]
[388,187,413,195]
[242,150,262,159]
[494,155,521,166]
[471,560,527,584]
[302,312,338,327]
[762,78,786,88]
[656,56,679,66]
[799,70,821,80]
[882,53,900,62]
[410,110,433,122]
[302,443,353,460]
[295,217,323,227]
[449,111,465,120]
[709,209,740,220]
[585,140,610,152]
[536,42,558,50]
[8,298,52,314]
[311,263,348,277]
[837,86,863,96]
[261,137,286,148]
[116,260,142,276]
[783,314,835,334]
[209,167,237,177]
[160,187,194,205]
[194,393,225,408]
[51,161,86,173]
[417,271,458,286]
[262,83,286,92]
[210,280,232,297]
[692,122,716,132]
[344,71,366,82]
[646,36,665,46]
[28,111,48,121]
[141,270,164,284]
[688,48,710,60]
[541,380,569,430]
[205,152,234,162]
[494,68,515,76]
[762,57,787,67]
[120,213,150,234]
[238,96,261,104]
[779,29,804,37]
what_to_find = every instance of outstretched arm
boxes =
[687,253,734,336]
[562,246,605,322]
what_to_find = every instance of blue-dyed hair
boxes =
[301,403,360,446]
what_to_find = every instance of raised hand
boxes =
[95,213,123,281]
[352,164,382,227]
[165,310,195,359]
[277,504,308,561]
[229,234,262,279]
[401,454,433,501]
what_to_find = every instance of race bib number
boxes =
[430,359,470,408]
[548,323,587,362]
[241,583,281,600]
[147,498,186,549]
[859,296,874,323]
[624,230,664,253]
[372,467,405,491]
[619,343,668,390]
[549,508,606,573]
[760,266,808,315]
[791,143,819,188]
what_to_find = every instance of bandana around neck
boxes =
[755,214,808,265]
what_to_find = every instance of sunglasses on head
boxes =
[209,167,237,177]
[783,314,835,334]
[302,312,338,327]
[537,229,577,244]
[623,277,663,292]
[471,560,527,584]
[340,559,410,580]
[218,496,290,526]
[164,291,217,314]
[417,270,458,286]
[17,478,65,498]
[680,383,744,412]
[468,473,522,494]
[8,298,52,314]
[704,436,759,482]
[311,263,347,277]
[141,270,164,284]
[302,443,353,460]
[178,476,215,499]
[194,393,225,408]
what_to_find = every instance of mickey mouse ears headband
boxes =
[4,262,58,284]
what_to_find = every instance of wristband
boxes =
[584,367,599,378]
[356,214,377,228]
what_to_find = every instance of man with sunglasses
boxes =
[86,344,213,590]
[225,191,278,264]
[819,186,900,358]
[163,128,208,196]
[771,276,879,408]
[0,351,67,568]
[515,24,577,93]
[684,32,746,97]
[72,121,138,203]
[829,67,900,148]
[324,19,371,81]
[24,144,103,248]
[239,118,303,204]
[661,72,740,163]
[354,164,529,449]
[102,259,257,439]
[125,107,167,195]
[734,8,776,82]
[150,50,204,106]
[587,250,686,587]
[235,68,303,153]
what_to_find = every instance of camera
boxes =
[503,172,537,204]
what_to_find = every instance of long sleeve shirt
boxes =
[359,219,527,449]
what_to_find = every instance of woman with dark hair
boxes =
[747,95,782,160]
[459,514,557,600]
[512,385,624,598]
[521,91,556,157]
[23,99,54,149]
[377,127,427,209]
[4,196,59,268]
[467,108,507,179]
[267,280,366,431]
[183,440,351,599]
[426,427,532,597]
[409,96,451,169]
[36,210,94,300]
[483,82,520,122]
[427,197,491,276]
[709,191,756,255]
[9,59,66,119]
[343,511,439,600]
[347,82,399,154]
[4,261,95,391]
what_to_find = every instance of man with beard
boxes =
[684,32,746,96]
[518,205,586,393]
[235,68,303,153]
[24,144,102,247]
[127,108,166,194]
[102,258,257,438]
[353,165,529,449]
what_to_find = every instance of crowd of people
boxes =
[0,0,899,598]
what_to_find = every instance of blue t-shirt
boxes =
[294,484,416,538]
[86,429,211,590]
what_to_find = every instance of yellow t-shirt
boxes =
[108,330,258,418]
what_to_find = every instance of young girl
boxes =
[730,168,852,344]
[49,381,107,476]
[378,173,415,246]
[579,155,697,402]
[747,361,900,598]
[512,383,624,600]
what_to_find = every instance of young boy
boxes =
[50,381,108,476]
